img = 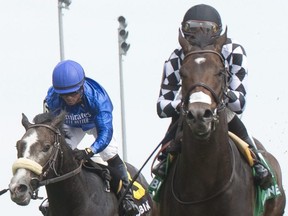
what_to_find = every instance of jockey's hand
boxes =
[73,148,94,161]
[226,90,238,102]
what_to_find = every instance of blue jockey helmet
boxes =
[52,60,85,94]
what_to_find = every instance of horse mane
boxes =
[33,112,55,124]
[32,112,70,139]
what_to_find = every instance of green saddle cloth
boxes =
[148,155,173,202]
[148,155,282,214]
[253,158,282,216]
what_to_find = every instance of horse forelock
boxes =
[33,112,54,124]
[32,112,67,137]
[186,29,219,49]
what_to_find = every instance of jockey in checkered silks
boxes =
[152,4,272,190]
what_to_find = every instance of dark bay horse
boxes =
[9,112,154,216]
[157,29,286,215]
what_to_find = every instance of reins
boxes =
[38,161,82,187]
[171,138,236,205]
[119,118,181,205]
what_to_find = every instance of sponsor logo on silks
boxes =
[137,200,151,215]
[65,112,92,125]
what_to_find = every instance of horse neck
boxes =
[45,147,87,212]
[46,141,84,194]
[46,176,87,216]
[61,144,80,173]
[48,137,79,173]
[178,111,232,185]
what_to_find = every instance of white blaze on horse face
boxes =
[10,131,39,185]
[10,168,30,186]
[194,57,206,64]
[23,130,38,158]
[189,91,212,104]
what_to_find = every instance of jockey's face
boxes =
[60,91,82,106]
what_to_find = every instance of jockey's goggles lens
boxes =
[59,89,81,97]
[182,20,219,35]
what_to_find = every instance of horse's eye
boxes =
[43,144,51,152]
[179,69,186,78]
[217,69,226,76]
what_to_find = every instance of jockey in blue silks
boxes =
[42,59,139,216]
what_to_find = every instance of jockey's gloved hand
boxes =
[73,148,94,161]
[226,90,238,102]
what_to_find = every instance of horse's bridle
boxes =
[184,49,225,63]
[29,124,63,178]
[170,49,236,204]
[180,49,228,131]
[13,123,82,199]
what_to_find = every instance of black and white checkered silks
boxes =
[157,37,248,123]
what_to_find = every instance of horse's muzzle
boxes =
[185,104,215,139]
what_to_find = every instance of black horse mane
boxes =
[32,112,70,139]
[33,112,55,124]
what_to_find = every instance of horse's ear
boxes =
[22,113,32,130]
[215,26,227,52]
[51,111,66,128]
[178,28,192,55]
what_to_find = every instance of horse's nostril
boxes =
[203,109,213,119]
[18,184,28,193]
[186,109,213,123]
[187,112,195,121]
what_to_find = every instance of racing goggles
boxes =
[59,88,83,97]
[182,20,220,35]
